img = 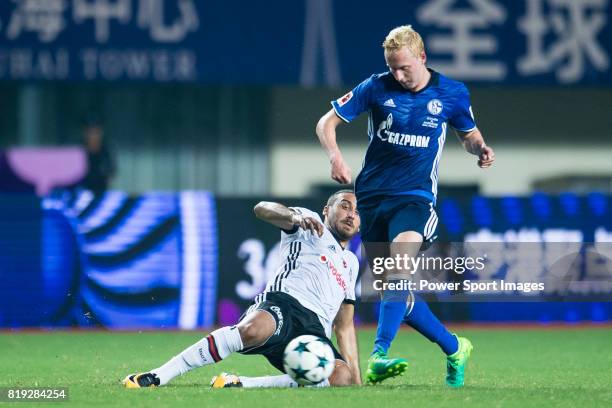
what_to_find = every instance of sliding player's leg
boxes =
[211,359,352,388]
[213,294,354,389]
[122,310,276,388]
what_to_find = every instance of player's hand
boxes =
[478,146,495,168]
[330,157,352,184]
[292,214,324,237]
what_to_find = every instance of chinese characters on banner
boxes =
[6,0,68,43]
[416,0,609,84]
[517,0,609,83]
[5,0,198,43]
[0,0,609,83]
[417,0,508,80]
[0,0,200,81]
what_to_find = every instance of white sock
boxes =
[312,379,330,388]
[240,375,330,388]
[241,374,298,388]
[151,326,243,385]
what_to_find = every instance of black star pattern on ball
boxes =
[318,355,329,368]
[294,342,309,353]
[293,366,309,381]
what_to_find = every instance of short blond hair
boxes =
[382,25,425,56]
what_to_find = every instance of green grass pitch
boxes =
[1,327,611,407]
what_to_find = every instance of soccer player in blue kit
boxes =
[316,25,495,386]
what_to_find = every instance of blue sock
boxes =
[373,284,410,355]
[403,293,459,355]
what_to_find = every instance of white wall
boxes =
[271,142,612,196]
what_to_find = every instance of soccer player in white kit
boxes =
[123,190,362,388]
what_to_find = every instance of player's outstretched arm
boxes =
[316,109,352,184]
[333,302,362,385]
[253,202,323,236]
[456,128,495,169]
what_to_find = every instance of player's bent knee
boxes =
[328,360,352,386]
[237,311,276,347]
[237,322,268,347]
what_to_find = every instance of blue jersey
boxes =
[331,70,476,206]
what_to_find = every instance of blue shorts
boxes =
[358,195,438,243]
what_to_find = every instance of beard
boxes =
[331,221,355,241]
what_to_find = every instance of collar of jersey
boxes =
[327,226,347,251]
[404,68,439,95]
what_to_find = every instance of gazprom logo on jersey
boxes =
[427,99,443,115]
[376,113,431,148]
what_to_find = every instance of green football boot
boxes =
[365,350,408,384]
[446,336,473,387]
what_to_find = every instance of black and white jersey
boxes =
[249,207,359,337]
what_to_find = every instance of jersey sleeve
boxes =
[344,254,359,304]
[448,84,477,132]
[330,75,376,123]
[280,207,322,237]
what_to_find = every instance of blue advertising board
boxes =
[0,191,218,329]
[0,191,610,328]
[0,0,609,85]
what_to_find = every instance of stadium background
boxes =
[0,1,611,406]
[0,0,612,408]
[1,0,611,329]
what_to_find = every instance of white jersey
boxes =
[250,207,359,338]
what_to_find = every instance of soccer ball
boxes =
[283,335,335,385]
